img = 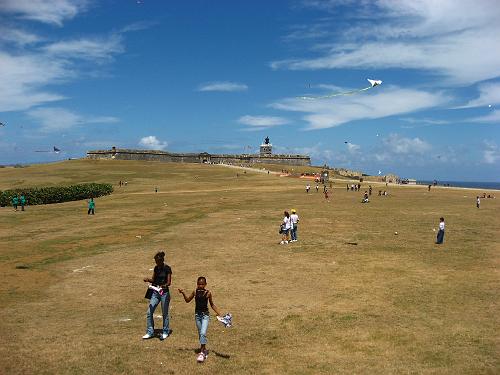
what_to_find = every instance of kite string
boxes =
[298,85,373,100]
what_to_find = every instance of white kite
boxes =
[298,78,382,100]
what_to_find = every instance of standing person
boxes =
[305,184,310,193]
[346,184,349,191]
[315,183,319,192]
[20,194,26,211]
[290,209,299,242]
[280,211,291,244]
[143,251,172,340]
[476,196,480,209]
[369,185,372,196]
[12,195,19,211]
[435,217,445,244]
[324,188,329,201]
[178,277,223,363]
[87,198,95,215]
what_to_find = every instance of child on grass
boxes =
[178,277,222,363]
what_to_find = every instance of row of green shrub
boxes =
[0,183,113,207]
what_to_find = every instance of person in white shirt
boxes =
[306,184,310,193]
[435,217,445,244]
[290,209,300,242]
[476,196,480,209]
[280,211,291,244]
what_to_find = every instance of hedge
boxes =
[0,183,113,207]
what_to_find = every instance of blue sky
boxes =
[0,0,499,181]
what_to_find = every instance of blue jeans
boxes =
[290,226,298,241]
[146,291,170,335]
[436,230,444,244]
[195,313,210,345]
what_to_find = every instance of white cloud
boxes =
[197,81,248,92]
[0,36,124,111]
[0,2,125,113]
[139,136,168,150]
[0,0,87,26]
[238,115,290,129]
[273,0,500,85]
[469,110,500,123]
[27,107,119,131]
[483,141,500,164]
[0,52,68,111]
[43,34,124,62]
[0,27,41,46]
[459,82,500,109]
[382,133,431,155]
[271,86,448,130]
[346,142,360,153]
[372,133,433,167]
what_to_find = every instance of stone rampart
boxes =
[86,148,311,166]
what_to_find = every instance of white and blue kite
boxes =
[298,79,382,100]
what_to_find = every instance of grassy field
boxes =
[0,159,498,374]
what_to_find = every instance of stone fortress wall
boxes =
[87,142,311,167]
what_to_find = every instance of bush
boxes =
[0,183,113,207]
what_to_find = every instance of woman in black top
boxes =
[143,251,172,340]
[178,276,222,363]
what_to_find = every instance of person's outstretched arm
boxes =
[178,289,195,302]
[208,291,222,316]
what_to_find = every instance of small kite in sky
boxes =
[378,170,382,175]
[298,78,382,100]
[0,121,5,127]
[35,146,61,153]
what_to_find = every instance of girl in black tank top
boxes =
[178,276,224,362]
[195,289,209,314]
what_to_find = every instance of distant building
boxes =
[87,137,311,166]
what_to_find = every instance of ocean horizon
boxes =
[417,180,500,191]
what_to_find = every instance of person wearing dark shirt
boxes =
[143,251,172,340]
[178,276,222,363]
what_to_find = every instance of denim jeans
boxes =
[195,313,210,345]
[146,290,170,335]
[290,226,298,241]
[436,230,444,244]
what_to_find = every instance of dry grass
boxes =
[0,159,499,374]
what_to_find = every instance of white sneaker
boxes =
[142,333,153,339]
[280,241,285,244]
[197,353,205,363]
[285,241,289,244]
[160,333,168,340]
